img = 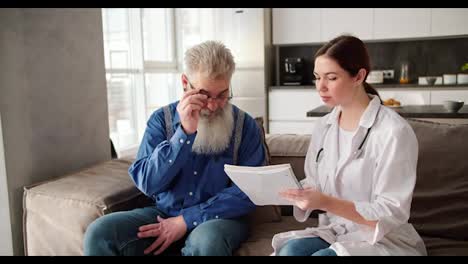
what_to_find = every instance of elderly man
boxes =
[83,41,267,256]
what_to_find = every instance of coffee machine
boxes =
[281,57,304,85]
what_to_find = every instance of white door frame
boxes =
[0,113,13,255]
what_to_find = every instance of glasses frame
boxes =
[185,79,233,102]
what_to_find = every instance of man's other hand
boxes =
[137,215,188,255]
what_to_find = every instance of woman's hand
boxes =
[279,187,329,211]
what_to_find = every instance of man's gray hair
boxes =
[184,40,235,80]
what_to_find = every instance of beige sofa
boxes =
[23,119,468,255]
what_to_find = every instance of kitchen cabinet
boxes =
[272,8,321,44]
[231,69,266,120]
[272,8,468,44]
[211,8,268,122]
[269,89,321,120]
[321,8,374,41]
[268,89,321,134]
[378,90,431,105]
[373,8,431,40]
[431,9,468,37]
[430,90,468,105]
[214,8,265,68]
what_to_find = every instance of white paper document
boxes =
[224,164,303,206]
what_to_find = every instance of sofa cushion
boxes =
[265,134,311,181]
[408,119,468,242]
[23,159,151,255]
[422,236,468,256]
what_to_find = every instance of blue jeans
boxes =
[278,237,337,256]
[83,206,250,256]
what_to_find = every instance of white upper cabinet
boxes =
[214,8,265,68]
[272,8,467,44]
[273,8,321,44]
[211,8,267,121]
[321,8,374,41]
[373,8,431,40]
[431,8,468,37]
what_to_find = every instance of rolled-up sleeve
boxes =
[354,125,419,244]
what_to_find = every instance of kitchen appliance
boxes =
[367,70,384,84]
[281,57,304,85]
[457,73,468,84]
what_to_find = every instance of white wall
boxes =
[0,114,13,256]
[0,8,110,255]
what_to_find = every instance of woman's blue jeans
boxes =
[277,237,337,256]
[83,206,249,256]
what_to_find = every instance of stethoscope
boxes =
[315,125,372,163]
[315,104,381,164]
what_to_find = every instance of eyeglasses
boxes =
[186,79,233,102]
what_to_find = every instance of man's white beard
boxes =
[192,103,234,155]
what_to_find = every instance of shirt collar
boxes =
[325,94,381,129]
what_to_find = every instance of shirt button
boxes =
[193,221,198,226]
[169,159,172,163]
[189,192,193,196]
[179,139,184,144]
[193,171,197,175]
[186,140,191,144]
[215,215,219,219]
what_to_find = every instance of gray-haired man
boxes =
[83,41,267,256]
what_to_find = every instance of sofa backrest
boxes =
[265,120,468,242]
[265,134,311,181]
[407,119,468,241]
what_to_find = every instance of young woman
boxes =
[271,35,427,256]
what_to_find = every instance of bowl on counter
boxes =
[425,76,437,86]
[443,100,464,113]
[418,76,442,85]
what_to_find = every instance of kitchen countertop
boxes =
[306,104,468,118]
[271,84,468,90]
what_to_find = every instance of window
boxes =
[101,8,233,156]
[102,8,178,155]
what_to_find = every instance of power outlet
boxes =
[383,70,394,79]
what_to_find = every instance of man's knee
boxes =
[83,214,118,255]
[182,220,247,256]
[183,231,231,256]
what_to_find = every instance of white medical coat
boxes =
[271,95,427,256]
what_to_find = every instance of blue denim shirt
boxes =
[128,102,266,231]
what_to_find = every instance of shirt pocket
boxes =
[340,157,376,200]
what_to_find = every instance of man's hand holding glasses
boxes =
[176,89,208,135]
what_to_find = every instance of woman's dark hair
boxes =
[315,35,381,103]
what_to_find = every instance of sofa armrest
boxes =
[23,158,151,256]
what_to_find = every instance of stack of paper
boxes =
[224,164,303,206]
